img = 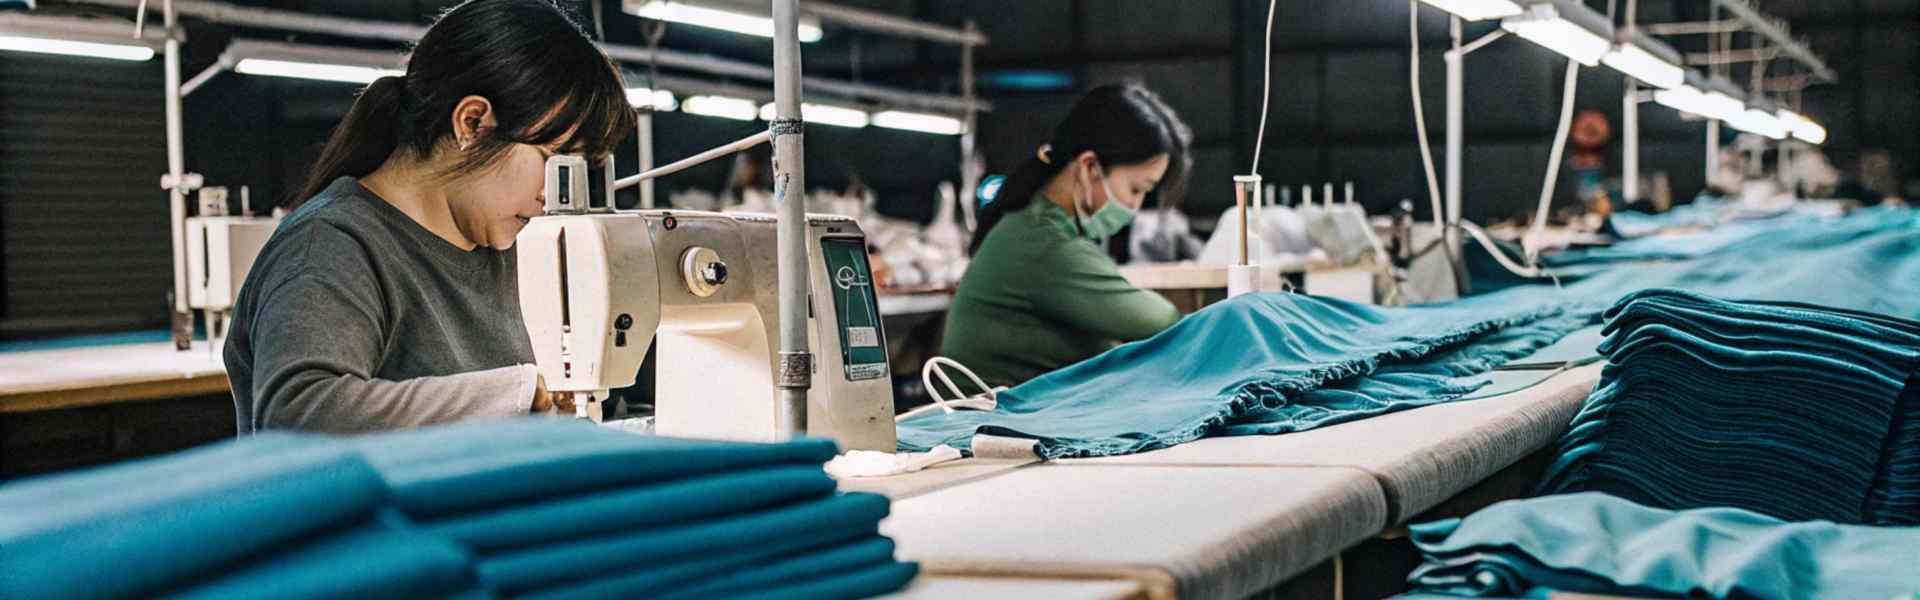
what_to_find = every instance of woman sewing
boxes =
[224,0,636,433]
[940,83,1193,390]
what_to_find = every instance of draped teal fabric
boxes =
[1407,492,1920,599]
[898,291,1599,458]
[900,207,1920,460]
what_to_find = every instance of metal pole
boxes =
[636,112,656,207]
[1624,80,1640,204]
[163,0,191,349]
[1624,0,1640,204]
[1707,119,1721,189]
[1444,16,1463,228]
[614,130,771,190]
[770,0,810,439]
[958,20,980,232]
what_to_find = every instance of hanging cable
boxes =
[1249,0,1277,173]
[1526,58,1580,262]
[1409,1,1447,235]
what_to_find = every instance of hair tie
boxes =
[1036,144,1054,165]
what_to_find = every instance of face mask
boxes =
[1076,166,1136,242]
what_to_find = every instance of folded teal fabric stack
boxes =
[1405,492,1920,599]
[898,291,1601,458]
[1538,288,1920,525]
[0,419,915,600]
[0,433,478,600]
[352,420,914,600]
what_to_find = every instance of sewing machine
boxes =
[517,156,896,451]
[184,187,278,355]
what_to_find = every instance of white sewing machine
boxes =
[184,187,278,355]
[517,156,897,452]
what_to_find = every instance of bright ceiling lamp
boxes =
[1415,0,1523,21]
[757,102,868,128]
[1603,31,1684,89]
[0,36,154,61]
[1728,101,1788,140]
[0,14,161,61]
[682,95,759,121]
[1777,109,1827,144]
[1501,0,1615,67]
[871,111,964,135]
[234,59,398,84]
[222,40,404,85]
[632,1,822,43]
[626,87,678,111]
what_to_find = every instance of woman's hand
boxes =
[531,374,578,414]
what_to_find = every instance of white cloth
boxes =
[824,445,963,479]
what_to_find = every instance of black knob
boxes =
[703,262,729,285]
[614,313,633,330]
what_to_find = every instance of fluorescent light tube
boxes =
[1416,0,1523,21]
[1777,109,1827,145]
[1502,2,1613,66]
[0,35,154,61]
[635,1,822,43]
[1602,43,1684,89]
[757,102,869,128]
[626,87,678,111]
[234,58,401,84]
[1729,108,1788,140]
[871,111,964,135]
[681,95,759,121]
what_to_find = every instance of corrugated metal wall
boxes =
[0,54,172,338]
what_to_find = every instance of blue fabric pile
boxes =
[1406,492,1920,599]
[356,420,915,600]
[0,419,915,600]
[1538,288,1920,525]
[898,291,1601,458]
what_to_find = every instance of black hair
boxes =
[294,0,635,206]
[970,82,1192,254]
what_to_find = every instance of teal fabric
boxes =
[420,464,839,551]
[160,514,477,600]
[530,535,896,600]
[2,420,914,600]
[0,433,386,600]
[347,418,840,517]
[1539,288,1920,525]
[721,561,921,600]
[1407,492,1920,599]
[901,207,1920,461]
[898,291,1600,458]
[475,492,893,594]
[0,329,174,353]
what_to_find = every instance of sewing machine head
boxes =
[517,155,896,451]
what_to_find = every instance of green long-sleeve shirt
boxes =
[940,197,1180,389]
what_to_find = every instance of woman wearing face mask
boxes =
[940,83,1193,390]
[223,0,635,433]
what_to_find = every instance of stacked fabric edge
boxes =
[0,419,916,600]
[1405,288,1920,598]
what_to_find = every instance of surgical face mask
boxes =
[1077,166,1136,241]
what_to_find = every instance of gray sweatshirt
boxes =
[225,177,537,433]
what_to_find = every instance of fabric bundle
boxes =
[0,419,915,600]
[1406,492,1920,599]
[0,433,477,600]
[1538,288,1920,525]
[355,420,915,600]
[898,291,1601,458]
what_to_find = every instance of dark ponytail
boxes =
[969,82,1192,254]
[293,0,635,208]
[297,76,407,204]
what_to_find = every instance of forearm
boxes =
[254,364,538,433]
